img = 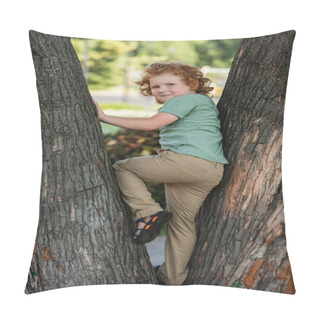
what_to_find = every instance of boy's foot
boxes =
[153,265,161,273]
[153,265,166,285]
[132,211,172,244]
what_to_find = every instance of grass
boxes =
[99,102,145,111]
[100,123,123,136]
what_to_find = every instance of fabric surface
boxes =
[26,30,296,294]
[158,94,229,163]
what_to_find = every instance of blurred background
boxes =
[71,37,241,231]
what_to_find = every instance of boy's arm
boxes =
[93,99,178,130]
[99,112,179,131]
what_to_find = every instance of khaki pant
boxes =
[112,150,224,285]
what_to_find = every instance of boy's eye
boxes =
[151,85,159,89]
[168,83,175,86]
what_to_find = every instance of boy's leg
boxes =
[112,156,163,220]
[112,150,211,219]
[157,155,224,285]
[113,150,223,284]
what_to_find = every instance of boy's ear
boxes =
[192,80,199,90]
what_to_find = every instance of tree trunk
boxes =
[26,31,156,294]
[185,31,296,294]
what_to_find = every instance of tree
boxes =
[26,31,156,294]
[185,31,296,294]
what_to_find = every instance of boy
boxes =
[94,62,228,285]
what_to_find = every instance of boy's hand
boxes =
[92,99,105,121]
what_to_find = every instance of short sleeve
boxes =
[158,94,198,118]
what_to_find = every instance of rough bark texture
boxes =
[26,31,156,294]
[185,31,296,294]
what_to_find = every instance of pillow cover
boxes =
[26,30,295,294]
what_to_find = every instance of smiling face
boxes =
[149,73,197,104]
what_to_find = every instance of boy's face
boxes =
[149,73,197,104]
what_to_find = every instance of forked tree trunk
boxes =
[185,31,296,294]
[26,31,156,294]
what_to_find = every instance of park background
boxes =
[1,1,319,320]
[71,37,240,263]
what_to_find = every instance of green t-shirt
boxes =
[158,94,229,164]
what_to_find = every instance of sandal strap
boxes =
[136,211,165,224]
[134,211,171,232]
[132,211,173,244]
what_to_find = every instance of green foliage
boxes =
[71,38,136,90]
[105,129,166,209]
[193,39,242,67]
[72,38,241,91]
[133,41,199,66]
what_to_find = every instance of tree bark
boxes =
[26,31,156,294]
[185,31,296,294]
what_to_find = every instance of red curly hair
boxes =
[135,62,213,97]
